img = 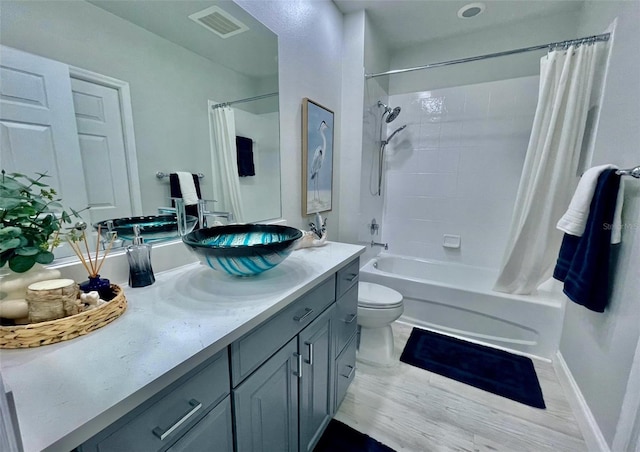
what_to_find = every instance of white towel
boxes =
[176,171,199,206]
[556,164,624,244]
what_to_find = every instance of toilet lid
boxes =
[358,282,403,309]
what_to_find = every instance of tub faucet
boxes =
[371,240,388,250]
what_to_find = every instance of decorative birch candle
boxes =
[26,279,78,323]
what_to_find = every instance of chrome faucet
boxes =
[370,240,388,250]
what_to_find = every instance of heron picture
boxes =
[302,98,334,215]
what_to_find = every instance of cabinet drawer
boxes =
[167,396,233,452]
[334,283,358,356]
[334,332,357,410]
[93,350,229,451]
[336,258,359,299]
[231,277,335,387]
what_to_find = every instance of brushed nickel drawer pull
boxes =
[341,365,355,379]
[345,273,358,282]
[305,342,314,365]
[293,308,314,323]
[344,313,357,324]
[152,398,202,440]
[294,352,303,378]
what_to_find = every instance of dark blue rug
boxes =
[314,419,395,452]
[400,328,545,409]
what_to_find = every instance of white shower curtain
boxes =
[494,42,605,295]
[210,106,245,223]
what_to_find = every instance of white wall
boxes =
[236,0,345,234]
[382,76,538,268]
[559,1,640,449]
[0,1,269,216]
[338,11,366,244]
[388,11,580,93]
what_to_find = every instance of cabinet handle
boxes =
[293,308,314,323]
[294,352,303,378]
[305,341,314,365]
[152,398,202,441]
[346,273,358,282]
[344,313,357,324]
[341,365,355,380]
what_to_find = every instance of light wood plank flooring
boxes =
[334,321,587,452]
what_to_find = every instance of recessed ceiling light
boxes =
[457,2,486,19]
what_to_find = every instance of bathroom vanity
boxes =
[0,242,363,452]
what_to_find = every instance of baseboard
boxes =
[554,351,610,452]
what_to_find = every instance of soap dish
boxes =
[0,284,127,349]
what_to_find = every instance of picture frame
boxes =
[302,98,334,215]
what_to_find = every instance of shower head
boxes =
[386,106,401,123]
[377,100,402,123]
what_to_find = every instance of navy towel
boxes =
[236,136,255,177]
[169,173,202,219]
[553,169,621,312]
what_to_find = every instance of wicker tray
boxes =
[0,284,127,349]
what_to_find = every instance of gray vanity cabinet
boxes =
[298,304,335,452]
[232,277,337,452]
[333,258,359,410]
[78,348,231,452]
[233,338,300,452]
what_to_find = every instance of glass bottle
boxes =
[126,225,155,288]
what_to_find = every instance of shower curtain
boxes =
[494,42,605,295]
[210,105,245,223]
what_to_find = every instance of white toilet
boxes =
[357,282,404,367]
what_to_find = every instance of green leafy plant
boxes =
[0,170,81,273]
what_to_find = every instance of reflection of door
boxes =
[70,77,135,223]
[0,46,89,213]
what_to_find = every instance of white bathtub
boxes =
[360,254,566,360]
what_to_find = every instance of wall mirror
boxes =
[0,0,280,258]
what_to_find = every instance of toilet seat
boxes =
[358,282,403,309]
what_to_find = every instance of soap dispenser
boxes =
[126,225,155,287]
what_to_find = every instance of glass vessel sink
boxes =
[182,224,303,276]
[94,215,197,244]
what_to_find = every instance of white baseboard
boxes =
[554,351,610,452]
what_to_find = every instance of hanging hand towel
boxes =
[173,172,200,206]
[553,169,621,312]
[556,164,624,244]
[169,172,202,219]
[236,136,255,177]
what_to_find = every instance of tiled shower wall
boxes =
[381,76,539,269]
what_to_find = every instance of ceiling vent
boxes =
[188,6,249,39]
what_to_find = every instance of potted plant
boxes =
[0,170,80,273]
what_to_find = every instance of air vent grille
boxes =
[188,6,249,38]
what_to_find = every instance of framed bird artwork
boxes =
[302,98,334,215]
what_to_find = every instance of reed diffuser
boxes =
[67,221,117,300]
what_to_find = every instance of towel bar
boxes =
[156,172,204,179]
[615,166,640,178]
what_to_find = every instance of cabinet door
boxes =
[299,304,334,452]
[234,338,299,452]
[166,396,233,452]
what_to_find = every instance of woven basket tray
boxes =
[0,284,127,349]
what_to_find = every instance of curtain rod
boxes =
[365,33,610,79]
[212,92,278,109]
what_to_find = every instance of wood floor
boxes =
[334,321,587,452]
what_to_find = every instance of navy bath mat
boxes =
[314,419,396,452]
[400,328,545,409]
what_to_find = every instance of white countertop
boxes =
[0,241,364,452]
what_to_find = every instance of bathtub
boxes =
[360,254,566,360]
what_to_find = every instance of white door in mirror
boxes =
[0,45,89,226]
[71,77,137,224]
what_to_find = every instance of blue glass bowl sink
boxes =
[182,224,303,276]
[94,215,197,244]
